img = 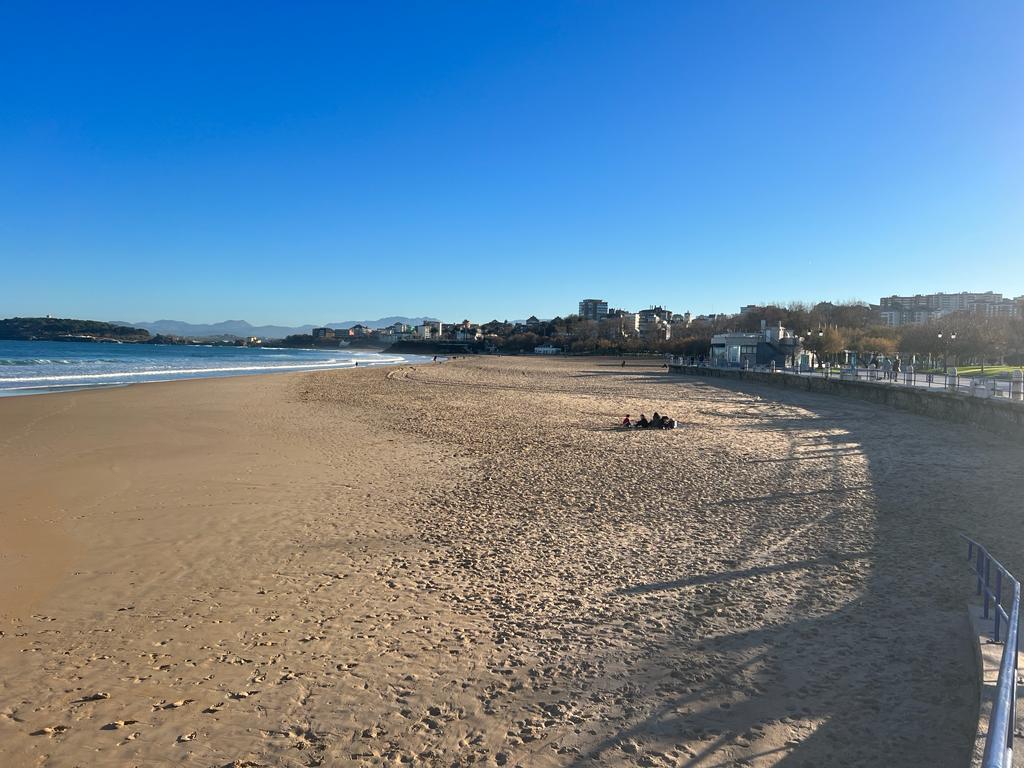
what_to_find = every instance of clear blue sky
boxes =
[2,2,1021,325]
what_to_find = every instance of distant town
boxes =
[291,290,1024,370]
[3,289,1023,370]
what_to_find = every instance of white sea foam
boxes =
[0,359,412,384]
[0,341,422,395]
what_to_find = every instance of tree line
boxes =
[485,302,1024,368]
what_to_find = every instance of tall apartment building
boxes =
[638,306,673,340]
[975,297,1024,318]
[878,291,1019,326]
[578,298,609,321]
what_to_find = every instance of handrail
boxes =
[961,534,1020,768]
[666,358,1024,403]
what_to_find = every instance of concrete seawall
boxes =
[669,365,1024,440]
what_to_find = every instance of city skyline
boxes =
[7,284,1024,329]
[2,2,1022,324]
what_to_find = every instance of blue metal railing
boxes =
[962,535,1020,768]
[666,357,1024,403]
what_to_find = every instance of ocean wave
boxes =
[0,358,377,384]
[0,381,128,392]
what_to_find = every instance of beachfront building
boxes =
[415,322,443,339]
[312,327,335,339]
[578,299,609,322]
[710,321,804,368]
[710,331,760,367]
[638,306,672,341]
[534,345,561,354]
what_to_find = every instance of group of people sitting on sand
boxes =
[622,412,676,430]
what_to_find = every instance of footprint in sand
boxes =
[75,691,111,703]
[153,699,194,711]
[31,725,69,737]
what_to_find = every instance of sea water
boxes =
[0,340,428,396]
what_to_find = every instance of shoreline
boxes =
[0,340,429,398]
[4,357,1020,766]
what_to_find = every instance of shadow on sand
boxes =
[568,375,987,767]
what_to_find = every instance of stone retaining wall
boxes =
[669,365,1024,440]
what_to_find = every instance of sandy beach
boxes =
[2,356,1022,767]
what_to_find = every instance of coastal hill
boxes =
[109,317,439,339]
[0,317,150,342]
[0,316,442,344]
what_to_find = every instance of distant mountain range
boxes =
[109,317,439,339]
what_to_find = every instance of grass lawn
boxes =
[924,365,1024,378]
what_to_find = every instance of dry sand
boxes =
[2,356,1022,767]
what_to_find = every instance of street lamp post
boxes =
[806,329,825,369]
[937,332,958,373]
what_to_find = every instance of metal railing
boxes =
[961,535,1020,768]
[667,357,1024,404]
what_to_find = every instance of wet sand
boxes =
[2,356,1020,767]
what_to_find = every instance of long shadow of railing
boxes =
[565,374,1006,767]
[618,554,868,595]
